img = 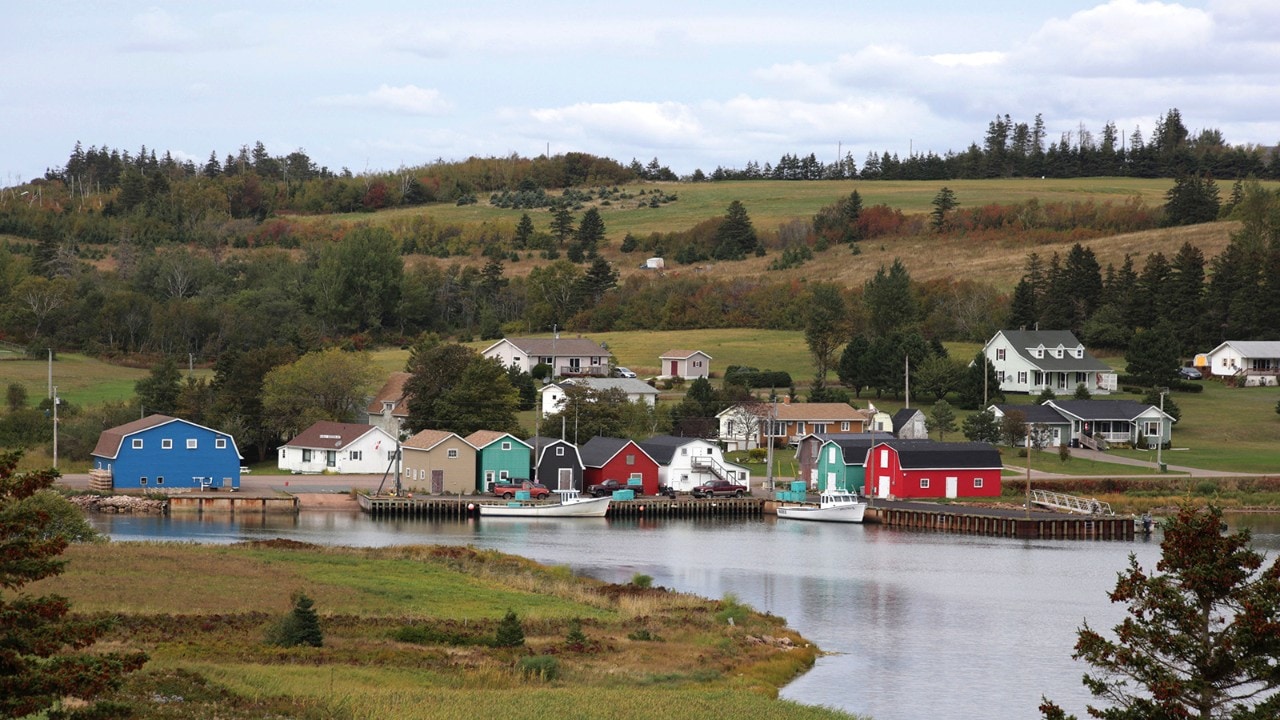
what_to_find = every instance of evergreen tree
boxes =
[0,450,147,717]
[837,335,872,398]
[135,356,182,415]
[864,259,917,337]
[712,200,758,260]
[550,207,575,246]
[266,592,324,647]
[514,213,535,249]
[1163,174,1221,226]
[576,207,605,255]
[1124,324,1181,387]
[1166,242,1206,353]
[1041,504,1280,720]
[494,609,525,647]
[930,187,958,231]
[926,400,957,440]
[961,409,1002,444]
[804,283,846,396]
[1007,279,1038,329]
[956,352,1003,410]
[1133,252,1172,330]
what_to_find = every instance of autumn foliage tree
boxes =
[1041,504,1280,720]
[0,450,147,717]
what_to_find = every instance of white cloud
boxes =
[125,7,197,51]
[526,101,702,146]
[1017,0,1213,77]
[317,85,454,116]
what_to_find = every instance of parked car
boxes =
[1177,366,1202,380]
[585,479,639,497]
[613,366,637,378]
[490,481,550,499]
[691,479,750,498]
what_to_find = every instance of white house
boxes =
[659,349,712,379]
[716,400,870,451]
[983,329,1117,395]
[539,377,660,418]
[482,336,612,377]
[1202,341,1280,383]
[637,435,751,493]
[278,421,399,474]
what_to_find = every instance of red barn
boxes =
[864,440,1002,500]
[579,436,660,495]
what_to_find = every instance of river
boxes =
[87,510,1280,720]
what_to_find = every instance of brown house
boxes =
[401,430,477,495]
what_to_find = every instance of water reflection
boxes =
[87,510,1280,720]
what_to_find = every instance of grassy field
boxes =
[32,541,862,720]
[1,353,149,407]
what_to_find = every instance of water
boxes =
[87,511,1280,720]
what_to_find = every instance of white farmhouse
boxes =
[637,435,750,493]
[983,329,1117,395]
[539,377,659,418]
[482,336,612,377]
[278,421,399,474]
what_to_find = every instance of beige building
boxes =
[401,429,478,495]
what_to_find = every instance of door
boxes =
[670,360,679,376]
[325,451,336,468]
[826,471,836,492]
[877,476,890,498]
[558,467,573,490]
[431,470,443,494]
[945,476,958,499]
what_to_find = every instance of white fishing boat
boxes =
[776,491,867,523]
[479,489,611,518]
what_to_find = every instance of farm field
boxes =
[30,541,857,720]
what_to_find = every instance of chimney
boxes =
[782,397,791,405]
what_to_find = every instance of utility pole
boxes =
[47,348,53,399]
[1156,387,1168,473]
[1024,427,1031,518]
[52,386,60,470]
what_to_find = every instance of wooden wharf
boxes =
[358,494,763,519]
[867,499,1134,541]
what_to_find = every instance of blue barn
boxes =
[90,414,243,491]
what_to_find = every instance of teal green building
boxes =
[814,438,874,492]
[465,431,533,491]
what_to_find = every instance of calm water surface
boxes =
[89,511,1280,720]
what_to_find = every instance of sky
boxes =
[3,0,1280,186]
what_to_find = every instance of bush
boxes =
[494,609,525,648]
[715,593,750,625]
[517,655,559,681]
[564,617,588,649]
[265,593,323,647]
[630,573,653,589]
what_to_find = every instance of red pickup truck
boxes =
[691,479,750,498]
[490,481,550,499]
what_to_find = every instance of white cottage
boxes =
[278,421,399,474]
[658,349,712,379]
[540,377,660,418]
[482,336,611,377]
[1202,341,1280,383]
[637,435,750,493]
[983,329,1117,395]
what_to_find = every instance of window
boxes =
[156,476,164,485]
[828,447,837,463]
[813,423,827,434]
[840,421,850,431]
[350,450,363,461]
[556,446,565,456]
[626,454,635,465]
[302,449,313,462]
[680,448,688,456]
[880,449,889,465]
[726,419,736,434]
[974,478,984,488]
[706,447,713,455]
[139,477,148,485]
[501,442,512,451]
[693,360,703,368]
[215,438,227,449]
[1017,371,1028,384]
[186,438,198,449]
[920,478,931,489]
[996,348,1006,361]
[797,422,806,434]
[162,439,173,450]
[499,470,509,479]
[1143,421,1160,437]
[447,449,458,459]
[485,471,495,482]
[387,450,397,461]
[132,438,143,449]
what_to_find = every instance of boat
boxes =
[776,491,867,523]
[478,489,611,518]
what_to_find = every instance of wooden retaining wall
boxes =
[168,494,299,514]
[358,494,764,520]
[867,506,1134,541]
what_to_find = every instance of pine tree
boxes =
[930,187,958,231]
[494,609,525,647]
[514,213,535,250]
[712,200,758,259]
[926,400,957,440]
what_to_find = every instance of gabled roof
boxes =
[991,330,1112,372]
[578,436,655,468]
[991,403,1071,425]
[92,414,179,459]
[774,403,868,422]
[484,336,610,357]
[637,434,711,464]
[1045,399,1173,422]
[464,430,530,451]
[285,421,391,451]
[548,377,659,396]
[659,349,712,360]
[403,429,472,452]
[1206,340,1280,358]
[813,435,876,464]
[891,408,924,433]
[877,439,1002,469]
[529,436,584,468]
[366,371,411,415]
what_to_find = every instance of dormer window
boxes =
[383,401,395,411]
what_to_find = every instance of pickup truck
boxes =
[490,481,551,499]
[691,479,750,499]
[585,479,642,497]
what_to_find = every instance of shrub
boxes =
[630,573,653,589]
[564,618,588,649]
[265,593,323,648]
[493,609,525,648]
[715,593,750,625]
[517,655,559,681]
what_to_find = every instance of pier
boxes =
[167,492,298,514]
[867,500,1134,540]
[358,494,764,519]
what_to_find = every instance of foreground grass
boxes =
[35,541,861,720]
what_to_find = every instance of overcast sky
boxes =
[3,0,1279,185]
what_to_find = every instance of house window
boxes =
[680,448,688,455]
[485,471,495,482]
[556,446,565,456]
[840,422,850,431]
[162,439,173,450]
[387,450,397,461]
[1017,371,1028,384]
[920,478,931,489]
[447,449,458,459]
[1143,421,1160,437]
[156,476,164,485]
[797,422,806,434]
[187,439,198,449]
[216,438,227,449]
[501,442,511,451]
[828,447,837,463]
[813,423,827,434]
[132,439,143,449]
[303,449,313,462]
[139,477,148,485]
[880,449,888,465]
[693,360,703,368]
[974,478,984,488]
[626,454,635,465]
[706,447,713,455]
[499,470,509,479]
[998,371,1006,382]
[996,348,1006,361]
[350,450,363,461]
[726,419,736,434]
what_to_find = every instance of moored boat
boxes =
[776,491,867,523]
[478,489,611,518]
